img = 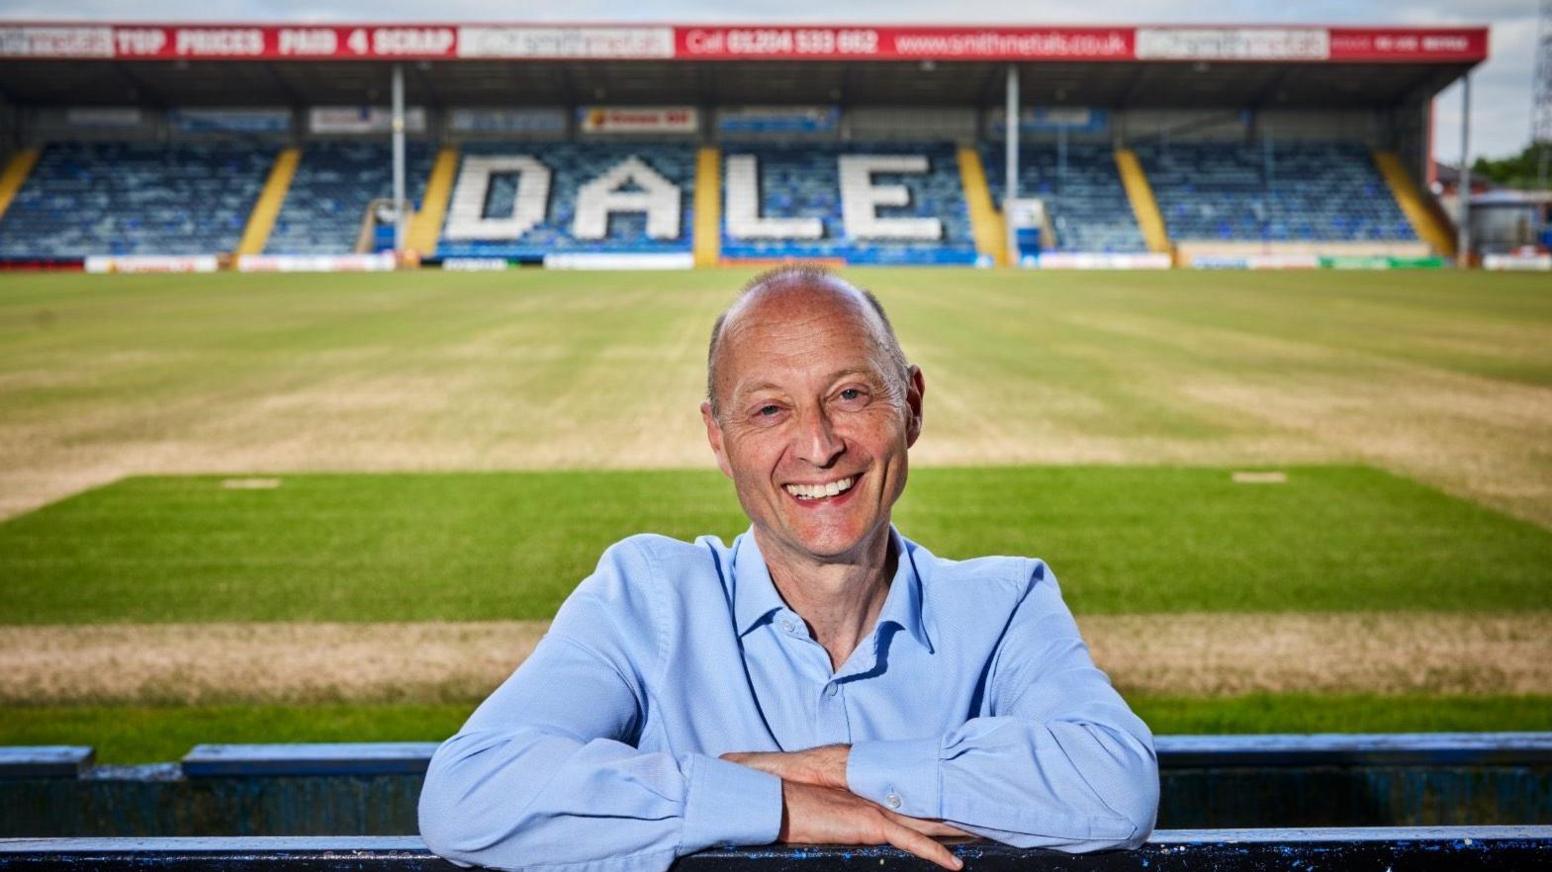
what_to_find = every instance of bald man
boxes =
[420,266,1158,872]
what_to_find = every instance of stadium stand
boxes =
[0,22,1490,267]
[265,141,435,256]
[978,143,1148,254]
[1136,141,1419,243]
[0,142,274,258]
[436,141,697,262]
[720,141,977,265]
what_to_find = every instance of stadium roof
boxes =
[0,23,1487,109]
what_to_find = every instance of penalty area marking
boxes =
[221,478,282,490]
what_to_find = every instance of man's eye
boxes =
[756,404,781,417]
[836,387,869,405]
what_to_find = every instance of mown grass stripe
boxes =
[2,466,1547,623]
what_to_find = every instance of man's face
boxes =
[701,284,924,566]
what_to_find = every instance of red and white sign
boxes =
[677,26,1133,60]
[85,255,219,273]
[578,106,698,135]
[0,25,113,58]
[458,26,672,59]
[1135,27,1328,61]
[1328,27,1488,62]
[0,22,1489,64]
[236,253,397,272]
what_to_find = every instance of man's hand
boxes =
[779,781,965,870]
[721,745,849,790]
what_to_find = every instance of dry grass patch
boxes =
[2,613,1548,705]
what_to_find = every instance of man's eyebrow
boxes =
[732,381,786,399]
[823,367,880,383]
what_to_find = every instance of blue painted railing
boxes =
[2,734,1549,836]
[1,829,1551,869]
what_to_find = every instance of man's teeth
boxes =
[784,476,855,500]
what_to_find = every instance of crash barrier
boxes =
[1,829,1551,870]
[2,733,1549,837]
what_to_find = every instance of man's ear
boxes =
[700,401,734,478]
[904,365,925,448]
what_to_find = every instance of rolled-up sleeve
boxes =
[847,565,1158,852]
[418,541,784,872]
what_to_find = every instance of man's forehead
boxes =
[720,279,881,344]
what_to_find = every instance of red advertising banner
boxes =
[0,24,459,59]
[1328,27,1488,62]
[0,22,1490,63]
[676,26,1134,60]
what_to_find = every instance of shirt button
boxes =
[779,619,795,633]
[885,792,902,809]
[824,683,838,698]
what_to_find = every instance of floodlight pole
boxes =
[391,63,407,256]
[1457,72,1472,268]
[1004,64,1019,267]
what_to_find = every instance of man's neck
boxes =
[755,525,896,673]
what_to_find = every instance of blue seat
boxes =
[978,142,1148,254]
[1135,141,1419,244]
[266,141,435,255]
[0,142,273,258]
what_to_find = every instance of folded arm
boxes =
[418,545,783,872]
[849,574,1158,851]
[727,570,1158,853]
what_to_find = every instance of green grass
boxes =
[1,465,1547,622]
[5,695,1549,765]
[3,269,1551,527]
[2,270,1550,745]
[0,703,477,764]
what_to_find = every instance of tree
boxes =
[1471,143,1552,190]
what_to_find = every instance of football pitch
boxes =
[1,267,1549,761]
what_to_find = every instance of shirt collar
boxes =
[730,525,933,653]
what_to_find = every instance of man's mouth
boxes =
[783,475,857,502]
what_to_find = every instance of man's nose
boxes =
[795,407,844,467]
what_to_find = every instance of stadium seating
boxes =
[0,141,273,258]
[978,142,1148,253]
[0,137,1424,263]
[721,142,977,265]
[266,141,435,255]
[436,142,697,261]
[1136,141,1418,243]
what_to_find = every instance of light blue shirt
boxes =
[419,527,1158,872]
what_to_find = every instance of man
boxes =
[419,266,1158,872]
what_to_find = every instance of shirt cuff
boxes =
[679,754,783,856]
[846,737,943,820]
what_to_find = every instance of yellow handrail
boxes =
[0,147,42,224]
[406,146,460,257]
[1373,150,1456,257]
[956,147,1008,266]
[1115,148,1170,255]
[693,147,722,267]
[235,147,301,256]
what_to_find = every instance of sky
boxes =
[0,0,1539,162]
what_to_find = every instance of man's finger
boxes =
[887,813,973,839]
[882,821,963,871]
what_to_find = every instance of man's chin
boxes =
[774,520,881,563]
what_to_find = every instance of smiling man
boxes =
[419,266,1158,872]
